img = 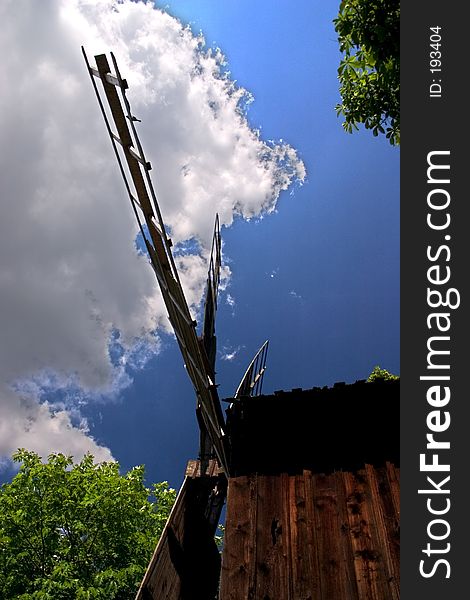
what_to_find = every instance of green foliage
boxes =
[0,450,176,600]
[334,0,400,145]
[367,365,399,383]
[214,523,225,550]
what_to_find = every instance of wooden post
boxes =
[136,460,226,600]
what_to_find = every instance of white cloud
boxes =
[0,385,113,464]
[0,0,305,464]
[220,345,242,362]
[226,294,235,308]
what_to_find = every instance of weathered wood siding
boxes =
[220,463,400,600]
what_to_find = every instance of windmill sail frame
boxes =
[83,48,229,475]
[201,214,221,376]
[234,340,269,399]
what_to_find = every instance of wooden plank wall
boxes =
[135,460,224,600]
[220,463,400,600]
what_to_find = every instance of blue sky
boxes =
[0,1,398,489]
[83,1,399,487]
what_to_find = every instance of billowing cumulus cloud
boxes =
[0,0,305,464]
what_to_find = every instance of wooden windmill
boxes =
[83,50,400,600]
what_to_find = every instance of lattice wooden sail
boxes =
[82,48,229,475]
[234,339,269,399]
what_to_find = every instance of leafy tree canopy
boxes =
[334,0,400,145]
[367,365,399,383]
[0,449,176,600]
